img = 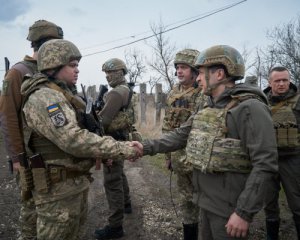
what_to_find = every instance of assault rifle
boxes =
[4,57,13,173]
[94,84,108,111]
[4,57,10,73]
[80,84,104,136]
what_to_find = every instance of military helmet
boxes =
[38,39,81,72]
[195,45,245,80]
[174,49,200,69]
[102,58,128,74]
[27,20,64,42]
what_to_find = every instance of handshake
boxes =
[127,141,144,162]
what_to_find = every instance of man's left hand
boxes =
[225,212,249,238]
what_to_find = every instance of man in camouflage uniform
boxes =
[263,66,300,240]
[162,49,203,239]
[94,58,137,239]
[132,45,278,239]
[20,39,139,240]
[0,20,63,240]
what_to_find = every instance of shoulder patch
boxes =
[47,103,68,128]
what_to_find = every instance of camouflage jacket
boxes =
[143,83,278,222]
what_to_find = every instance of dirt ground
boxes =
[0,136,298,240]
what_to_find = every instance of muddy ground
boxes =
[0,142,298,240]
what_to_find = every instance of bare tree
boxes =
[124,48,147,85]
[265,16,300,85]
[146,76,161,95]
[147,19,177,91]
[249,47,276,89]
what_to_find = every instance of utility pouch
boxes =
[19,166,34,192]
[288,127,298,146]
[29,154,50,193]
[18,153,34,200]
[277,128,288,147]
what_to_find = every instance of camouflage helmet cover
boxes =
[38,39,81,72]
[27,20,64,42]
[174,48,200,69]
[102,58,128,74]
[195,45,245,80]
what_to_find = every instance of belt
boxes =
[48,166,87,184]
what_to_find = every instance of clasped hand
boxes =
[128,141,144,162]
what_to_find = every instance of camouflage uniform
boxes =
[0,20,63,240]
[263,82,300,239]
[95,58,137,239]
[21,40,137,240]
[142,45,278,240]
[162,49,204,238]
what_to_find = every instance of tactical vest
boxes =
[163,84,202,130]
[106,84,136,139]
[186,93,257,173]
[23,76,94,171]
[271,94,300,148]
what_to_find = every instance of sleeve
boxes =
[0,69,25,157]
[142,116,193,156]
[23,88,136,160]
[228,99,278,222]
[99,91,124,130]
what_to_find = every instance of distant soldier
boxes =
[21,39,139,240]
[245,75,258,86]
[0,19,63,240]
[162,49,203,239]
[132,45,278,239]
[263,66,300,239]
[94,58,140,239]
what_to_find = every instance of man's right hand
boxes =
[13,162,20,172]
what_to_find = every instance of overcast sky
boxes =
[1,0,300,90]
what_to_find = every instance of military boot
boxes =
[183,223,198,240]
[94,225,124,239]
[124,202,132,214]
[293,215,300,240]
[266,219,280,240]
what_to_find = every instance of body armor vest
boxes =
[106,84,136,140]
[186,94,255,173]
[163,84,202,131]
[271,94,300,148]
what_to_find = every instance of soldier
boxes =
[94,58,138,239]
[162,49,203,239]
[20,39,139,240]
[0,19,63,240]
[263,66,300,239]
[131,45,278,239]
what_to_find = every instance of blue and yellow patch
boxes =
[46,103,68,128]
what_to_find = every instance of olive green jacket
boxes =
[143,83,278,222]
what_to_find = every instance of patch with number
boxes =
[47,103,68,128]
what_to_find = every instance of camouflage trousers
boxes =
[103,159,131,227]
[16,173,37,240]
[175,169,200,224]
[171,151,199,224]
[35,189,88,240]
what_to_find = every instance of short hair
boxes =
[269,66,289,75]
[269,66,290,81]
[208,64,230,78]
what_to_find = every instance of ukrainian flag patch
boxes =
[46,103,68,128]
